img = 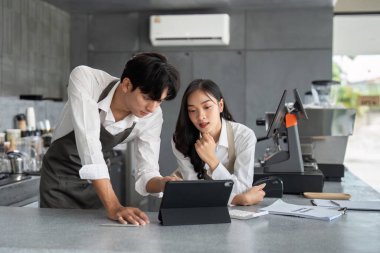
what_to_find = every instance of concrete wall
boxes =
[1,2,333,175]
[0,0,70,99]
[71,7,333,175]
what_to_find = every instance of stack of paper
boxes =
[261,199,344,221]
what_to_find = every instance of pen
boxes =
[338,207,347,215]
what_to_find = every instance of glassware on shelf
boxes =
[311,80,340,107]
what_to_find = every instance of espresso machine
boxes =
[298,107,356,181]
[300,80,356,181]
[255,89,325,194]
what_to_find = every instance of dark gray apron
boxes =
[39,81,135,209]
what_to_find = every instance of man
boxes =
[40,52,180,225]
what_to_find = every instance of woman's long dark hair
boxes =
[173,79,235,179]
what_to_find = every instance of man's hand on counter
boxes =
[92,179,150,226]
[109,206,150,226]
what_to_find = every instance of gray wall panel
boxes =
[246,8,332,50]
[0,0,70,98]
[246,49,332,131]
[245,49,332,157]
[88,13,139,52]
[193,51,246,123]
[71,14,89,69]
[136,12,151,52]
[88,52,135,77]
[229,12,246,50]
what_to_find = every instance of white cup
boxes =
[0,132,5,143]
[0,132,5,152]
[26,107,36,130]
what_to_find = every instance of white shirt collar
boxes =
[97,81,140,124]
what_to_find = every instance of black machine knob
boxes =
[256,118,266,126]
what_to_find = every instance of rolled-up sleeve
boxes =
[68,66,116,180]
[134,111,163,196]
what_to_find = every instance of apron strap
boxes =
[97,79,136,151]
[225,121,236,174]
[98,80,119,102]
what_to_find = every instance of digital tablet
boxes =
[158,180,234,226]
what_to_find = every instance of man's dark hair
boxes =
[120,52,180,101]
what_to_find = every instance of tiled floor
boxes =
[344,110,380,193]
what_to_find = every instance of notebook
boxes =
[261,199,344,221]
[158,180,234,226]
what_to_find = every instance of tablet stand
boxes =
[159,207,230,226]
[158,180,233,226]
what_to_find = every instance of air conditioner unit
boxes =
[150,14,230,46]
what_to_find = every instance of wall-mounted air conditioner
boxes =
[149,14,230,46]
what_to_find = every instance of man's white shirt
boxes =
[52,65,162,196]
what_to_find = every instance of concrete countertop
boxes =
[0,171,379,253]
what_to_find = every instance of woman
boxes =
[172,79,265,205]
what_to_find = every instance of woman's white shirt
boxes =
[171,119,257,202]
[52,65,162,196]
